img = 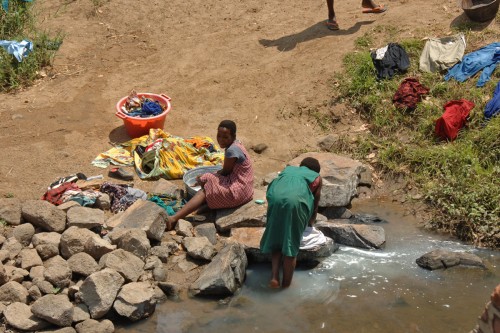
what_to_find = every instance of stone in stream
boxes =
[416,249,485,270]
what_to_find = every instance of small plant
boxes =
[4,193,14,198]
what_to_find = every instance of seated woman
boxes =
[166,120,254,230]
[260,157,322,288]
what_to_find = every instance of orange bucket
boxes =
[115,93,172,138]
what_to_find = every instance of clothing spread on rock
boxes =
[445,42,500,87]
[100,182,146,213]
[371,43,410,79]
[393,77,430,110]
[42,182,80,205]
[200,141,254,209]
[435,99,475,141]
[419,34,466,73]
[260,166,320,257]
[485,81,500,120]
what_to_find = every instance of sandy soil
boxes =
[0,0,496,200]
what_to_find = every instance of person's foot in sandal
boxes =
[361,0,386,13]
[325,19,339,30]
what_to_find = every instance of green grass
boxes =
[0,0,62,91]
[328,26,500,248]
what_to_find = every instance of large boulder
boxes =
[12,223,35,246]
[67,206,105,229]
[288,152,367,207]
[0,198,22,225]
[215,189,267,232]
[183,237,215,261]
[4,302,50,331]
[4,265,29,283]
[44,255,72,288]
[60,227,96,259]
[0,280,28,303]
[2,237,23,259]
[175,219,194,237]
[113,282,156,321]
[84,235,116,260]
[72,303,91,323]
[67,253,99,277]
[110,229,150,260]
[31,294,74,327]
[189,243,247,297]
[106,200,166,241]
[315,221,386,249]
[194,223,218,245]
[79,268,125,319]
[21,200,67,232]
[16,248,43,270]
[32,232,62,260]
[416,249,486,270]
[99,249,144,282]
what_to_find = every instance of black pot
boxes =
[461,0,500,22]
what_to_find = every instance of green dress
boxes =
[260,166,319,257]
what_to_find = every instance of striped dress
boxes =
[200,141,254,209]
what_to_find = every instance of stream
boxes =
[116,199,500,333]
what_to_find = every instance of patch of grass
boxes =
[4,193,14,198]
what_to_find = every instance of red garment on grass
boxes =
[393,77,430,109]
[435,99,475,141]
[41,182,80,205]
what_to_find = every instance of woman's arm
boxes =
[308,177,322,227]
[218,156,237,176]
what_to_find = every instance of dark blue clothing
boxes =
[485,81,500,120]
[445,43,500,87]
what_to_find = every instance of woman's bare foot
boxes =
[269,279,280,289]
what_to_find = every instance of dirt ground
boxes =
[0,0,497,200]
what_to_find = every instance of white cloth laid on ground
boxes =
[300,226,327,250]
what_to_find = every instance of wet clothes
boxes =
[419,34,466,73]
[393,77,430,110]
[260,166,320,257]
[200,141,254,209]
[445,42,500,87]
[485,81,500,120]
[435,99,475,141]
[371,43,410,80]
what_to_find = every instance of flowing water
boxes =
[117,199,500,333]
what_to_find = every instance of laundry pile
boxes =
[119,90,168,118]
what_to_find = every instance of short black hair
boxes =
[218,120,237,136]
[300,157,321,173]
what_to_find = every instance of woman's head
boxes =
[217,120,237,148]
[300,157,321,173]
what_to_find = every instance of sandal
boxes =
[108,167,134,181]
[362,5,387,13]
[325,19,339,31]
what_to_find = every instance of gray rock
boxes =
[21,200,67,232]
[183,237,215,261]
[111,229,150,260]
[157,282,181,300]
[84,235,116,260]
[321,207,353,219]
[194,223,218,245]
[317,134,339,151]
[30,265,45,280]
[34,279,57,295]
[152,285,167,302]
[4,302,50,331]
[251,143,268,154]
[72,303,90,323]
[152,263,166,282]
[0,249,9,263]
[113,282,156,321]
[79,268,124,319]
[60,227,96,259]
[94,193,110,210]
[99,249,144,282]
[33,232,62,260]
[0,198,22,225]
[28,285,42,301]
[106,200,166,241]
[16,248,43,270]
[67,206,105,229]
[2,237,23,260]
[175,219,193,237]
[262,171,279,186]
[75,319,114,333]
[44,256,72,288]
[190,243,247,297]
[4,265,29,283]
[31,294,74,327]
[288,152,368,207]
[0,263,8,285]
[316,221,385,249]
[150,246,169,263]
[151,179,182,197]
[0,281,28,303]
[350,213,388,224]
[67,253,99,277]
[175,254,199,272]
[358,168,373,187]
[57,200,81,212]
[215,189,267,232]
[39,327,77,333]
[12,223,35,246]
[416,249,486,270]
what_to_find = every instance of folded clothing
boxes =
[300,227,327,250]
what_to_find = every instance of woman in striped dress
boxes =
[166,120,254,230]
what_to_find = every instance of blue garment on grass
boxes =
[0,40,33,62]
[485,81,500,120]
[445,42,500,87]
[2,0,33,12]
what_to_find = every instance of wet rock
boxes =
[31,294,74,327]
[111,229,150,260]
[4,302,50,331]
[94,193,110,210]
[0,198,22,225]
[72,303,90,323]
[99,249,144,282]
[12,223,35,246]
[44,255,72,288]
[79,268,124,319]
[251,143,268,154]
[176,219,193,237]
[60,227,97,259]
[190,243,247,297]
[0,281,29,303]
[150,246,169,263]
[32,232,61,260]
[67,206,105,229]
[84,235,116,260]
[183,237,215,261]
[316,221,385,249]
[350,213,388,224]
[16,248,43,270]
[113,282,156,321]
[106,200,166,241]
[416,249,486,270]
[21,200,67,232]
[215,189,267,232]
[321,207,353,219]
[67,253,99,277]
[194,223,217,245]
[75,319,114,333]
[2,237,23,259]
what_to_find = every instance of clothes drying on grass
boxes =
[445,42,500,88]
[435,99,475,141]
[485,81,500,120]
[419,34,466,73]
[371,43,410,80]
[0,40,33,62]
[393,77,430,110]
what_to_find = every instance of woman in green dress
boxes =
[260,157,322,288]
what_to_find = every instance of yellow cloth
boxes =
[92,147,134,168]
